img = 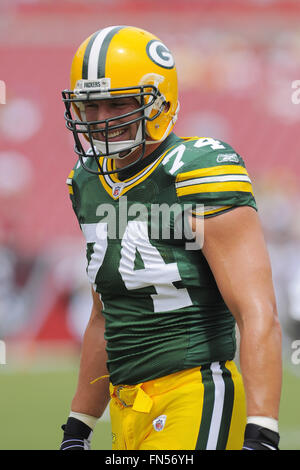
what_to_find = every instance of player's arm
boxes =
[60,286,110,450]
[198,206,282,449]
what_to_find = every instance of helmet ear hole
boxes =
[164,102,171,113]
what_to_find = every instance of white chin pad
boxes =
[93,138,136,158]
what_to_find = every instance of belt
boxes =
[109,383,153,413]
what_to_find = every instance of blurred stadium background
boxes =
[0,0,300,450]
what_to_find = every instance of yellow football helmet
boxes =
[62,25,179,175]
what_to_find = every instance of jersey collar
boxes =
[98,133,179,200]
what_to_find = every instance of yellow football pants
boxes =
[109,361,246,450]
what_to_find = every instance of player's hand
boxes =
[242,423,280,450]
[60,417,93,450]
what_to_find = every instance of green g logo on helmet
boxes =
[146,40,175,69]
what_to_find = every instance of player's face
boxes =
[83,96,141,144]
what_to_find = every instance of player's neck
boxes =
[114,142,161,171]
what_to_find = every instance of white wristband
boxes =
[69,411,99,430]
[247,416,279,433]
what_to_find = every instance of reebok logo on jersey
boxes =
[217,153,239,163]
[152,415,167,432]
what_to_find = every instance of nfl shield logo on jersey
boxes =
[152,415,167,432]
[112,183,124,198]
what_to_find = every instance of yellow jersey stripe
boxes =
[192,205,233,217]
[66,170,74,195]
[176,165,249,183]
[176,181,253,197]
[176,174,251,189]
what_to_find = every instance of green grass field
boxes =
[0,345,299,450]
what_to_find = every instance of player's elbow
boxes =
[237,300,282,344]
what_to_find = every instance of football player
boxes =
[60,26,282,450]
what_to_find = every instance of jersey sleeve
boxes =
[66,168,80,221]
[175,140,257,218]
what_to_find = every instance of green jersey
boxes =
[67,133,257,385]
